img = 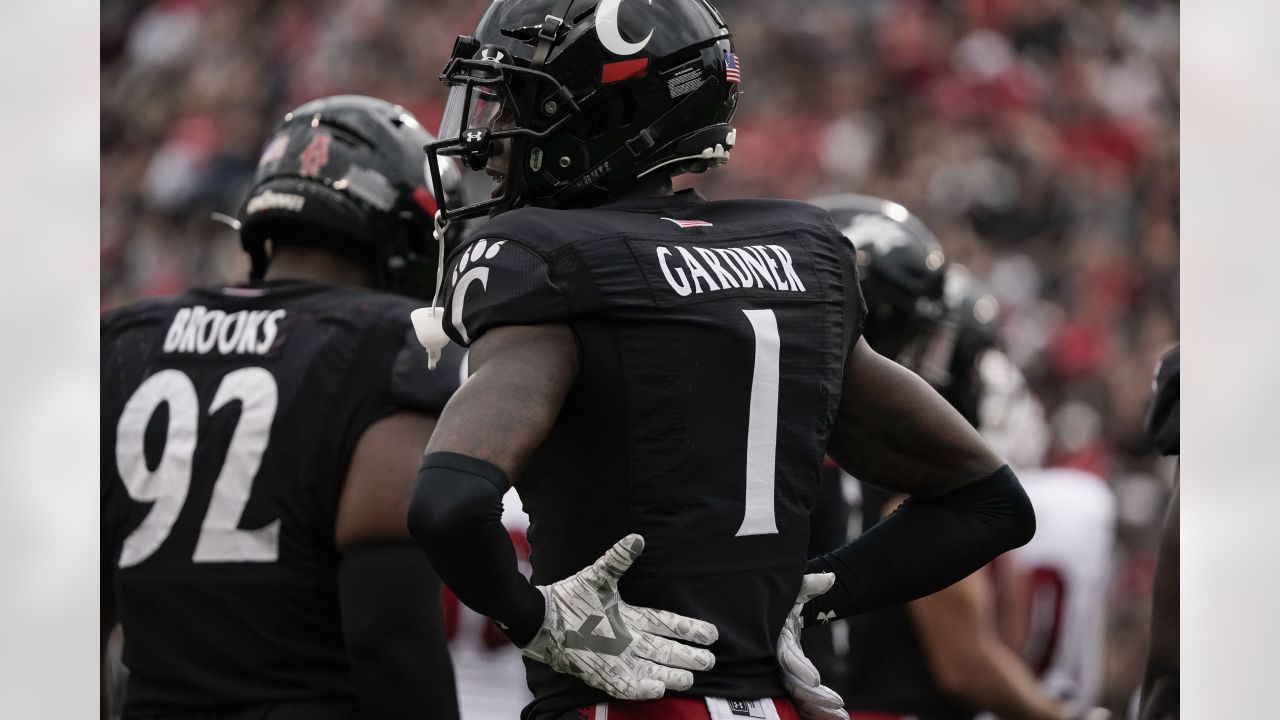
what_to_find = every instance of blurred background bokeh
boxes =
[100,0,1179,711]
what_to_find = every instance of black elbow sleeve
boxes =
[406,454,502,547]
[915,463,1035,550]
[1004,467,1037,548]
[405,452,544,646]
[804,465,1035,623]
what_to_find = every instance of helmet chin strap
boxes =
[411,211,453,370]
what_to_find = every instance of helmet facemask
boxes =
[426,33,584,225]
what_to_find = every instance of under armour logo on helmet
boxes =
[466,130,485,143]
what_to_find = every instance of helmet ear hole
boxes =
[582,101,614,141]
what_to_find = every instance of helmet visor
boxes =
[438,51,514,142]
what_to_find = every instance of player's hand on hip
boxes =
[521,534,719,700]
[777,573,849,720]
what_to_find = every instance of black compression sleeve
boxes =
[802,465,1035,624]
[338,543,459,720]
[406,452,545,646]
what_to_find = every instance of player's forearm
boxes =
[829,340,1003,497]
[406,451,545,646]
[338,543,460,720]
[803,465,1035,622]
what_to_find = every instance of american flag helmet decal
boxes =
[724,51,741,85]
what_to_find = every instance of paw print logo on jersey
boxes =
[450,238,507,344]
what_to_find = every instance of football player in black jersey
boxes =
[1139,346,1178,720]
[815,194,1109,720]
[815,194,1045,463]
[406,3,1035,719]
[101,96,467,720]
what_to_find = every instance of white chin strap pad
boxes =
[411,306,451,370]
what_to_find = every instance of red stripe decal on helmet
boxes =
[411,187,438,216]
[600,58,649,84]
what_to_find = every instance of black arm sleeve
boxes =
[802,465,1035,624]
[338,543,459,720]
[406,451,546,646]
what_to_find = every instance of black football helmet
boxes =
[238,95,463,298]
[426,0,740,224]
[810,193,948,366]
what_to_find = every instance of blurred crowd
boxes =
[100,0,1178,710]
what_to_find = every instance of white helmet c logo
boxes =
[596,0,653,56]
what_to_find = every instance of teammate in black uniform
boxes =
[101,96,466,720]
[1139,346,1178,720]
[814,194,1010,433]
[814,194,1106,720]
[407,3,1036,719]
[809,193,949,373]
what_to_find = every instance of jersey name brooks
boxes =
[655,243,807,297]
[163,305,286,355]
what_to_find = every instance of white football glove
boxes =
[522,534,720,700]
[777,573,849,720]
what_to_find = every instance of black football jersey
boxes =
[1146,346,1179,456]
[439,190,866,717]
[101,280,465,718]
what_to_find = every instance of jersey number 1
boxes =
[738,309,780,536]
[115,368,280,568]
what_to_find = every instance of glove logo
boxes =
[816,610,836,624]
[563,609,633,656]
[563,582,634,655]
